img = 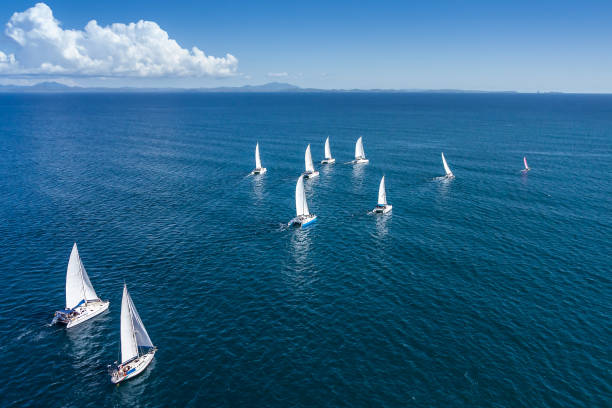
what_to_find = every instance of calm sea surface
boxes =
[0,93,610,407]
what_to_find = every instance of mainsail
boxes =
[295,175,310,216]
[255,143,262,169]
[65,243,98,310]
[305,144,315,172]
[523,156,529,170]
[355,137,365,159]
[121,285,154,364]
[324,137,332,159]
[442,152,453,177]
[378,176,387,206]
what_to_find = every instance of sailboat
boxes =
[52,243,109,328]
[522,156,530,173]
[351,136,369,164]
[110,284,156,384]
[373,176,392,214]
[321,137,336,164]
[250,142,267,175]
[441,152,454,178]
[289,175,317,227]
[302,144,319,178]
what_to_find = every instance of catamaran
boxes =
[250,142,267,175]
[351,137,369,164]
[302,144,319,178]
[52,243,109,328]
[441,152,454,178]
[110,284,156,384]
[373,176,392,214]
[321,137,336,164]
[289,175,317,227]
[522,156,530,173]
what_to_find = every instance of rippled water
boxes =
[0,93,610,407]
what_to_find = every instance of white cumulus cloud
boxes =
[0,3,238,77]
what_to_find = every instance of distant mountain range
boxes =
[0,81,522,94]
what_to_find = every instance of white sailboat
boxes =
[110,284,156,384]
[441,152,454,178]
[302,144,319,178]
[53,243,109,328]
[522,156,530,173]
[351,136,369,164]
[373,176,392,214]
[250,142,267,175]
[289,175,317,227]
[321,137,336,164]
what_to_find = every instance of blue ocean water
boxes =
[0,92,610,407]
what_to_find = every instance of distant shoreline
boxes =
[0,81,609,95]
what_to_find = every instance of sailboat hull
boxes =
[302,171,319,178]
[111,349,156,384]
[289,214,317,228]
[321,158,336,164]
[373,205,392,214]
[54,299,109,328]
[251,167,267,175]
[351,158,369,164]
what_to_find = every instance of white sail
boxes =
[81,263,98,302]
[295,175,310,216]
[120,285,138,363]
[378,176,387,206]
[65,243,98,309]
[355,137,365,159]
[442,152,453,177]
[127,288,154,349]
[304,144,314,172]
[121,285,154,364]
[324,137,332,159]
[255,143,262,169]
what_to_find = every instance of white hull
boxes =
[352,158,369,164]
[251,167,267,175]
[321,158,336,164]
[55,300,109,328]
[303,171,319,178]
[111,349,156,384]
[289,214,317,228]
[373,205,392,214]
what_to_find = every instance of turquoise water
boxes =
[0,93,610,407]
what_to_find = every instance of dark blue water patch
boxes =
[0,92,610,407]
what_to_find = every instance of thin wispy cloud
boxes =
[0,3,238,77]
[267,72,288,78]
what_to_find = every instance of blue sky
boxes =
[0,1,610,92]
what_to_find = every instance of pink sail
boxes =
[523,156,529,170]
